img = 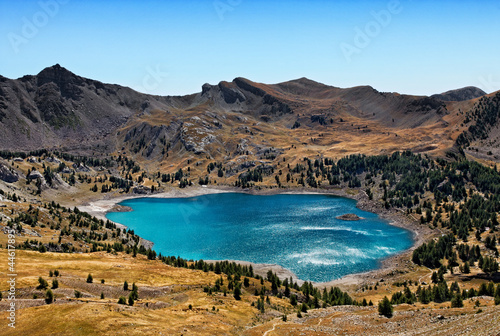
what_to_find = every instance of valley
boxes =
[0,66,500,335]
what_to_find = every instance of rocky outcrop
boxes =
[28,170,44,180]
[180,118,219,155]
[27,169,49,190]
[60,167,72,174]
[45,156,61,164]
[0,162,20,183]
[218,81,246,104]
[133,185,151,194]
[53,173,70,189]
[73,163,90,172]
[336,213,363,221]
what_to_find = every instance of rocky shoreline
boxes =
[77,185,436,287]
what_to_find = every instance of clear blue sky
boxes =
[1,0,499,96]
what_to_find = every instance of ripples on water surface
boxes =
[106,193,412,282]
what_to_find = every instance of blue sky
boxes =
[0,0,499,96]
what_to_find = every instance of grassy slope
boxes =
[1,249,499,335]
[0,250,277,335]
[1,102,500,334]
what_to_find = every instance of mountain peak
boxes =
[36,64,80,86]
[285,77,320,85]
[431,86,486,102]
[37,64,76,78]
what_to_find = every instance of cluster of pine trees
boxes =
[457,92,500,146]
[6,201,155,256]
[391,279,500,307]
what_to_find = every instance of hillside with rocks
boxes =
[1,65,494,167]
[1,65,500,335]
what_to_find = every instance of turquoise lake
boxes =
[106,193,413,283]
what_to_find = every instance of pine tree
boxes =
[130,283,139,300]
[481,256,499,275]
[128,293,134,306]
[463,262,470,274]
[451,294,464,308]
[233,286,242,300]
[45,289,54,304]
[87,274,93,283]
[37,277,48,290]
[284,284,290,298]
[290,294,298,306]
[378,296,393,317]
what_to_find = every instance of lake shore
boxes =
[77,185,435,288]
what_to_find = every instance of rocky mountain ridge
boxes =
[0,65,495,165]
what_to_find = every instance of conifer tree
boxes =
[378,296,393,317]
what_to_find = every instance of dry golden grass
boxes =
[0,247,498,335]
[1,298,256,336]
[0,249,267,335]
[0,250,223,291]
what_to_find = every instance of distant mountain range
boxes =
[0,64,497,164]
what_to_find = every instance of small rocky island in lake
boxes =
[336,213,363,221]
